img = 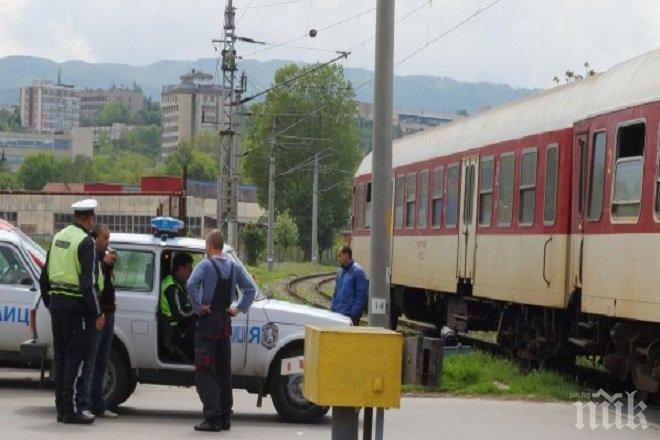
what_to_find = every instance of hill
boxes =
[0,55,539,114]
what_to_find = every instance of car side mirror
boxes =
[21,277,36,291]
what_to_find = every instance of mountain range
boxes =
[0,55,539,114]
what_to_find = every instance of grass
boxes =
[246,261,335,300]
[403,350,590,402]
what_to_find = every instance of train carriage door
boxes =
[457,157,479,281]
[571,133,588,288]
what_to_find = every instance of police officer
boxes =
[187,229,256,432]
[158,252,194,362]
[39,199,103,424]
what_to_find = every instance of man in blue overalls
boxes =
[187,229,256,432]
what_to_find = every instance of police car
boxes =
[23,218,351,423]
[0,219,46,364]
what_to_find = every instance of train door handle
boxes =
[542,236,552,286]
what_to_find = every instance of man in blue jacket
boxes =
[331,245,368,325]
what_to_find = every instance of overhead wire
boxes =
[236,0,256,24]
[352,0,505,92]
[241,6,375,58]
[237,0,303,9]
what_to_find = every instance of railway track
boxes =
[286,274,642,396]
[286,273,435,334]
[285,272,335,307]
[456,333,638,396]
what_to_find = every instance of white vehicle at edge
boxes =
[0,219,46,364]
[25,230,350,423]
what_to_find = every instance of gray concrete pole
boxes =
[369,0,395,328]
[332,407,359,440]
[311,153,319,264]
[370,1,395,437]
[267,117,278,272]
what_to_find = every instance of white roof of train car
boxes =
[356,48,660,176]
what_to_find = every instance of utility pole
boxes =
[267,117,279,272]
[311,152,319,264]
[217,0,238,248]
[370,1,395,439]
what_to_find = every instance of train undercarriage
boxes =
[391,285,660,399]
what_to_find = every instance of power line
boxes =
[235,0,256,23]
[352,0,505,92]
[238,0,303,9]
[238,51,350,104]
[397,0,504,66]
[242,6,375,58]
[348,0,433,51]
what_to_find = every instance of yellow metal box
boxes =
[303,326,402,408]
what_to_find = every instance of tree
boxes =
[130,98,163,127]
[17,153,97,189]
[159,133,219,180]
[92,102,130,126]
[0,107,22,132]
[92,152,156,184]
[553,62,597,84]
[274,210,299,261]
[243,63,361,257]
[117,125,162,158]
[241,222,266,266]
[0,172,18,190]
[17,153,61,189]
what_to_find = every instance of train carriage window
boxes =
[588,132,607,221]
[364,182,372,229]
[478,157,494,226]
[519,149,537,225]
[431,167,444,228]
[578,137,588,217]
[445,164,459,227]
[406,174,416,228]
[357,183,365,230]
[544,144,559,225]
[611,122,646,220]
[497,153,514,226]
[394,175,405,229]
[418,171,429,228]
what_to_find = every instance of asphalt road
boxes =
[1,368,659,439]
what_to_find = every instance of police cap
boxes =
[71,199,98,216]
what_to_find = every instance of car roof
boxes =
[109,232,235,253]
[0,219,15,231]
[0,229,22,246]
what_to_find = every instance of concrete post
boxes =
[267,117,278,271]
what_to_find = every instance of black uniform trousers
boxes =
[50,309,91,416]
[195,314,232,423]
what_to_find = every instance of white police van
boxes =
[0,220,46,364]
[22,218,351,423]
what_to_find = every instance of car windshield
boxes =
[16,229,47,269]
[226,250,267,301]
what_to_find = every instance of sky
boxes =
[0,0,659,88]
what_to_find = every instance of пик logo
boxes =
[574,390,648,430]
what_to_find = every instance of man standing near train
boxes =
[331,245,369,326]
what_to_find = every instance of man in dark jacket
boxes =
[331,245,369,325]
[39,199,103,424]
[76,224,118,418]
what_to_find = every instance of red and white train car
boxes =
[352,49,660,395]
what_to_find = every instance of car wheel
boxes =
[270,348,329,423]
[103,348,132,409]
